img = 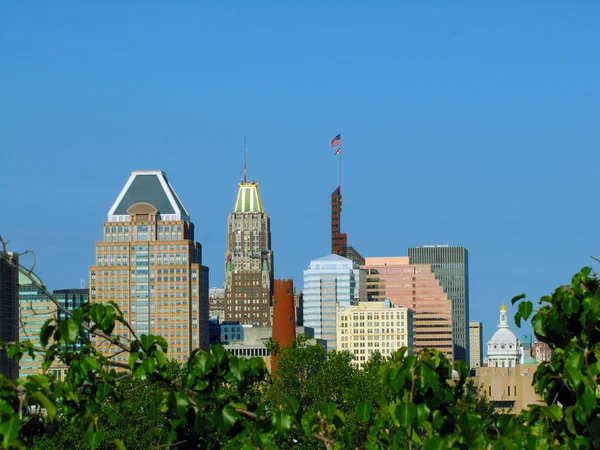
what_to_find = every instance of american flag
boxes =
[330,133,341,147]
[334,148,341,155]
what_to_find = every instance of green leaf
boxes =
[39,319,56,347]
[562,295,580,316]
[167,391,190,417]
[301,411,316,437]
[154,350,167,369]
[355,402,373,423]
[195,352,213,376]
[0,415,21,448]
[542,405,563,421]
[511,294,526,305]
[417,403,431,425]
[142,357,156,375]
[60,319,79,344]
[84,430,104,450]
[214,405,238,431]
[518,301,533,321]
[532,314,547,338]
[424,436,446,450]
[112,438,126,450]
[84,356,100,371]
[565,351,584,388]
[32,391,57,419]
[396,402,417,428]
[285,396,300,414]
[271,411,294,436]
[319,402,336,420]
[128,352,139,370]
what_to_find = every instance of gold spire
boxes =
[500,302,507,311]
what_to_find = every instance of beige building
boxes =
[89,170,210,363]
[361,257,453,360]
[471,364,544,413]
[469,321,483,369]
[337,300,413,366]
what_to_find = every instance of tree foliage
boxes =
[0,242,599,449]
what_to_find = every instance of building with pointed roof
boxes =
[224,179,273,327]
[89,170,210,362]
[487,304,521,368]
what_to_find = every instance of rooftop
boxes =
[234,182,264,213]
[107,170,189,221]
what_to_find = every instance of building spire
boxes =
[243,136,247,183]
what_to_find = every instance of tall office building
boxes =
[0,252,19,379]
[18,272,55,376]
[271,279,296,373]
[89,170,210,362]
[408,245,469,364]
[223,178,273,326]
[330,187,364,267]
[469,321,483,369]
[362,257,453,360]
[303,254,365,351]
[337,300,413,366]
[54,288,89,350]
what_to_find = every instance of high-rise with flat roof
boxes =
[303,254,364,351]
[224,178,273,326]
[0,252,19,379]
[361,257,453,360]
[89,170,210,362]
[408,245,469,364]
[469,321,483,370]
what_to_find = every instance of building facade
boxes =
[0,252,19,379]
[303,254,364,351]
[361,257,453,360]
[209,287,225,323]
[471,364,544,413]
[18,272,55,376]
[54,288,90,351]
[337,300,413,366]
[469,321,483,370]
[487,304,521,368]
[89,170,210,363]
[224,181,273,327]
[408,245,469,364]
[532,340,552,363]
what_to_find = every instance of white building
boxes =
[337,299,413,366]
[487,304,521,368]
[303,254,364,351]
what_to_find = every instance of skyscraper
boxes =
[408,245,469,364]
[223,179,273,326]
[54,288,90,351]
[18,272,54,376]
[0,252,19,379]
[469,321,483,370]
[303,254,364,351]
[89,170,210,362]
[362,257,453,359]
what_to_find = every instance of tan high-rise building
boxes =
[337,300,413,366]
[361,257,453,360]
[89,170,209,362]
[469,321,483,369]
[224,180,273,326]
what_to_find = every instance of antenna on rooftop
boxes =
[80,277,86,289]
[243,136,247,183]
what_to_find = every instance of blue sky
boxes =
[1,1,599,349]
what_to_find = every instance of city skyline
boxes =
[2,2,599,349]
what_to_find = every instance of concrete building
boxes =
[18,272,55,376]
[294,290,303,326]
[89,170,210,362]
[208,287,225,323]
[0,252,19,379]
[361,257,453,360]
[408,245,469,365]
[303,254,365,351]
[532,340,552,363]
[471,364,544,413]
[337,300,413,366]
[223,178,273,327]
[469,321,483,370]
[487,304,521,368]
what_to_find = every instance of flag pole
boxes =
[339,144,343,194]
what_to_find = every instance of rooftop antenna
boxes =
[243,136,247,183]
[80,277,86,289]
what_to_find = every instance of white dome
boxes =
[489,328,518,347]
